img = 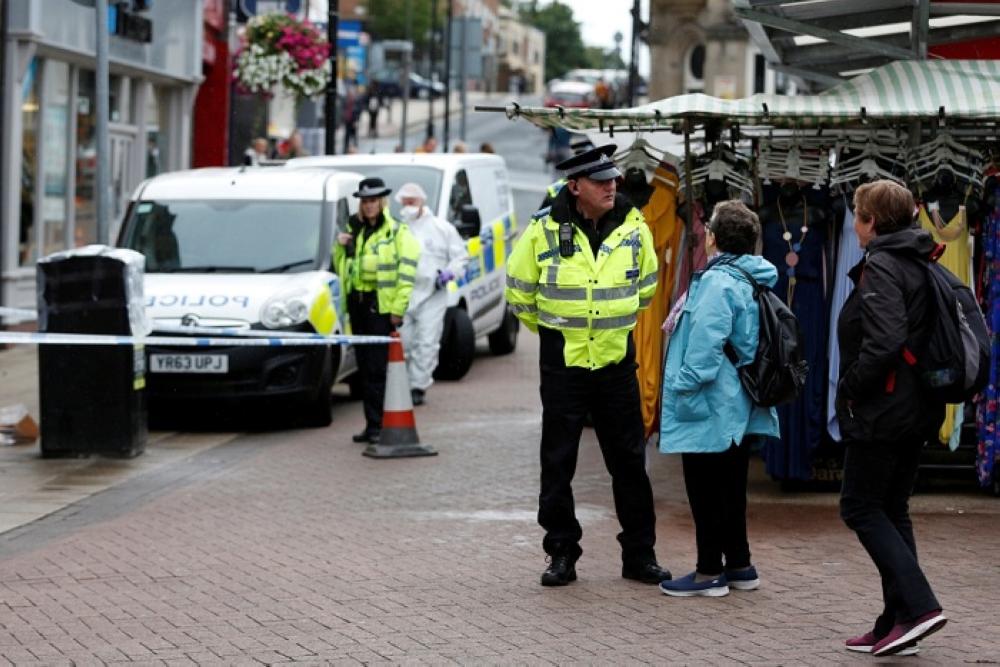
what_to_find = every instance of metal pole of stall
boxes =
[325,0,340,154]
[95,0,111,244]
[628,0,640,107]
[443,0,453,151]
[400,37,413,150]
[683,119,694,271]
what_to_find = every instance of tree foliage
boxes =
[518,1,588,82]
[365,0,441,53]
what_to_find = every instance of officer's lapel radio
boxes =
[558,222,575,258]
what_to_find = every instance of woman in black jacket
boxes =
[836,180,947,657]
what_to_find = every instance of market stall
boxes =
[480,59,1000,491]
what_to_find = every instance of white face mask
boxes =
[399,205,422,222]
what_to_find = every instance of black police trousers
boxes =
[538,355,657,563]
[348,291,394,431]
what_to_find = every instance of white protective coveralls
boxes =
[398,190,469,391]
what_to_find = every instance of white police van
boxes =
[116,167,364,426]
[286,153,519,379]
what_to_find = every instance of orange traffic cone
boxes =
[363,332,437,459]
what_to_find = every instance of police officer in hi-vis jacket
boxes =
[504,145,672,587]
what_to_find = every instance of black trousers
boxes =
[538,356,657,563]
[348,291,393,431]
[840,439,941,632]
[681,440,752,575]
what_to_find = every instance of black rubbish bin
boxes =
[37,246,148,458]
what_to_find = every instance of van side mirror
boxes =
[456,205,481,239]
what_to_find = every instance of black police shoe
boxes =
[541,553,578,586]
[411,388,425,406]
[352,429,379,443]
[622,560,672,584]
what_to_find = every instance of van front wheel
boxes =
[488,305,519,355]
[434,307,475,381]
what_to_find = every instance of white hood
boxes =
[145,272,333,327]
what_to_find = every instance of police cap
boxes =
[555,144,621,182]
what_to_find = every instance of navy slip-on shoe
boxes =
[659,572,729,597]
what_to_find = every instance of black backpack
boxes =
[903,256,990,404]
[716,263,809,407]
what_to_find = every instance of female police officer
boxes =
[334,177,420,444]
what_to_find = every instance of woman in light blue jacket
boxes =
[659,200,779,598]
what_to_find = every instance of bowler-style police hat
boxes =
[353,177,392,198]
[556,144,621,182]
[570,137,596,154]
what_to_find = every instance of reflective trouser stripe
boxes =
[399,257,418,268]
[377,263,397,271]
[377,281,396,288]
[639,297,652,308]
[398,274,415,283]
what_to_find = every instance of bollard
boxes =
[363,332,437,459]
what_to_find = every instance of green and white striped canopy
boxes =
[501,60,1000,130]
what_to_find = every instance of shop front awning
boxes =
[482,60,1000,131]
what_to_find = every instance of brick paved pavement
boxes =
[1,334,999,664]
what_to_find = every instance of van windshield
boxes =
[120,200,322,274]
[348,166,443,218]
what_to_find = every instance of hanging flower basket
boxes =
[233,13,332,99]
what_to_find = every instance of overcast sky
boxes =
[564,0,650,75]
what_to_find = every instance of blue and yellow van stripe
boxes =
[452,213,517,290]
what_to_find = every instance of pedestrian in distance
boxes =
[836,180,948,657]
[395,183,469,406]
[367,82,383,138]
[242,137,269,166]
[478,142,495,154]
[333,177,421,445]
[452,141,467,153]
[414,136,438,154]
[280,130,309,159]
[657,200,780,599]
[505,144,672,587]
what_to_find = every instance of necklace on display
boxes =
[777,195,809,306]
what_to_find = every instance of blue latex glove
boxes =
[436,269,456,288]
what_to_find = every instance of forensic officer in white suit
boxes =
[395,182,470,405]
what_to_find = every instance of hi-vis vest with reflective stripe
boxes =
[546,178,567,199]
[333,209,420,317]
[504,207,658,369]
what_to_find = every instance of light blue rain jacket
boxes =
[660,253,781,454]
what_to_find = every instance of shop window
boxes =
[75,69,97,247]
[19,58,40,266]
[41,61,71,257]
[145,85,170,177]
[685,44,705,93]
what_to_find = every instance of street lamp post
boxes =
[325,0,340,155]
[95,0,110,244]
[426,0,437,143]
[443,0,453,151]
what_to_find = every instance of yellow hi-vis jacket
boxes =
[333,209,421,317]
[505,206,658,369]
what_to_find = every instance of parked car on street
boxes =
[543,80,596,108]
[117,167,365,427]
[371,70,444,99]
[286,152,520,381]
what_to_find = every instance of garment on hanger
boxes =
[919,199,973,448]
[676,199,707,297]
[634,166,683,438]
[759,189,831,481]
[827,197,864,441]
[977,180,1000,488]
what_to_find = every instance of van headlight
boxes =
[260,288,311,329]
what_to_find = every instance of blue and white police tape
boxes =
[0,331,394,347]
[0,307,38,319]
